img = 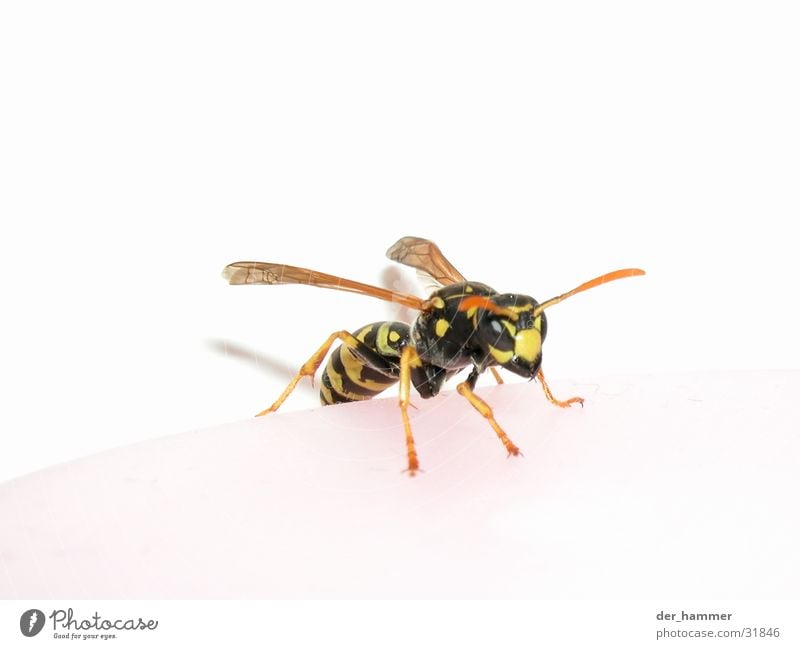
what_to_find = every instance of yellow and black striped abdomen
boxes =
[320,321,410,405]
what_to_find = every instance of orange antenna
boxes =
[532,268,645,318]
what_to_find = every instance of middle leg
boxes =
[398,345,423,475]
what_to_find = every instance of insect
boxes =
[223,236,644,475]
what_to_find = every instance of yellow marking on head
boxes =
[514,328,542,363]
[435,319,450,337]
[389,330,400,343]
[508,303,534,313]
[534,315,542,331]
[488,345,513,365]
[501,320,517,336]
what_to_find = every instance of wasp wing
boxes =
[385,236,467,287]
[222,261,426,311]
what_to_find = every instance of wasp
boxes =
[223,236,644,475]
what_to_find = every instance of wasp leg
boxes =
[490,367,504,385]
[456,370,521,457]
[398,346,422,476]
[256,330,370,416]
[536,368,584,408]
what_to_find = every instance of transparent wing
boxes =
[223,261,426,310]
[386,236,466,287]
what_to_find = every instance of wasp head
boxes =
[471,293,548,378]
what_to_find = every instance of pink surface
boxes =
[2,371,799,599]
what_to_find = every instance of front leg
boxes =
[536,368,584,408]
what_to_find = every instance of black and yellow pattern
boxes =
[410,281,548,380]
[222,235,644,474]
[320,321,410,405]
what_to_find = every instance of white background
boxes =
[1,0,799,483]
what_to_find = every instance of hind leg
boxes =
[257,330,376,416]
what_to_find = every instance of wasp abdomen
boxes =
[320,321,410,405]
